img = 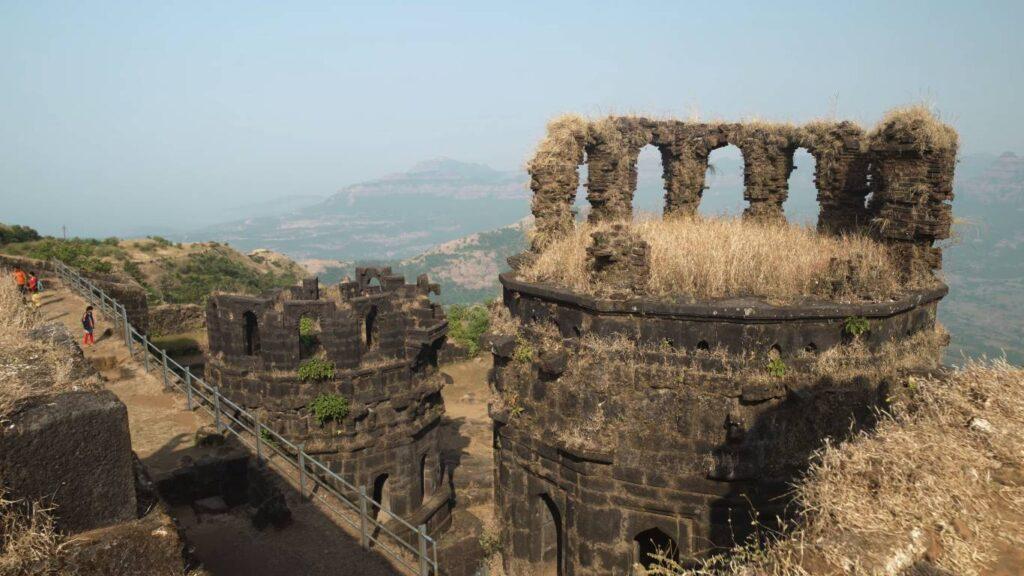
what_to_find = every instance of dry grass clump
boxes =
[0,271,93,421]
[650,359,1024,576]
[520,216,911,302]
[0,490,66,575]
[870,105,959,152]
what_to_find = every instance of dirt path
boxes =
[438,356,497,574]
[36,283,399,576]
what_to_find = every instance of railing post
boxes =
[185,368,194,411]
[254,414,262,465]
[359,486,369,549]
[121,304,130,347]
[161,348,169,389]
[418,524,430,576]
[298,446,306,499]
[214,386,222,432]
[142,336,151,372]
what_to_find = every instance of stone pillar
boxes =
[586,224,651,296]
[528,116,588,250]
[737,136,795,223]
[586,119,650,224]
[802,122,871,234]
[868,112,957,274]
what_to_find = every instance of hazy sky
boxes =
[2,1,1021,236]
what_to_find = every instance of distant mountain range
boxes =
[185,152,1023,365]
[184,158,529,261]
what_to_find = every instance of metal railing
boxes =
[52,259,439,576]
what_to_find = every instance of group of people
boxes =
[12,266,42,306]
[11,266,96,346]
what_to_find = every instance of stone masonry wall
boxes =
[205,268,454,528]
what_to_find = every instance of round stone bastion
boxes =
[489,275,947,575]
[490,112,957,575]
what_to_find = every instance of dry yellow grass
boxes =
[0,490,65,575]
[519,216,912,302]
[0,270,96,421]
[649,359,1024,576]
[871,104,959,152]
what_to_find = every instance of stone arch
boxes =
[536,492,563,576]
[528,116,588,250]
[243,311,260,356]
[633,527,678,570]
[786,146,820,226]
[699,142,745,218]
[733,125,801,222]
[633,144,667,215]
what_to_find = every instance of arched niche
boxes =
[243,311,260,356]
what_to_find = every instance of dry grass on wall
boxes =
[0,491,65,576]
[520,216,915,302]
[870,105,959,153]
[0,270,96,421]
[648,359,1024,576]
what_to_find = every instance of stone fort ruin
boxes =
[490,111,957,574]
[205,267,454,534]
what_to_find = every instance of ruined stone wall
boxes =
[495,110,958,574]
[205,268,454,527]
[526,113,957,274]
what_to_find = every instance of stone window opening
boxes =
[243,311,260,356]
[537,493,563,576]
[699,144,744,218]
[419,453,434,505]
[787,147,820,227]
[298,314,324,360]
[362,305,379,350]
[371,472,391,521]
[633,527,678,570]
[633,144,666,217]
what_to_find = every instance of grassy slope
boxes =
[0,236,307,305]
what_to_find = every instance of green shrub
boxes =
[298,358,335,381]
[147,235,173,247]
[513,336,533,364]
[767,357,787,378]
[0,223,41,245]
[151,335,201,356]
[447,304,490,355]
[0,237,114,273]
[478,530,503,559]
[310,393,349,425]
[844,316,871,337]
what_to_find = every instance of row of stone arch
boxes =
[239,308,380,359]
[528,115,957,272]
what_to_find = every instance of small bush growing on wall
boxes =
[844,316,871,338]
[298,358,335,381]
[512,336,533,364]
[767,357,788,378]
[310,393,349,425]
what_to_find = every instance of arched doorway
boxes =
[699,144,745,218]
[634,527,678,571]
[243,311,260,356]
[537,493,563,576]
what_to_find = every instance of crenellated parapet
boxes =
[205,268,453,535]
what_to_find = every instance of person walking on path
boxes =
[82,305,96,346]
[27,271,42,308]
[13,267,26,296]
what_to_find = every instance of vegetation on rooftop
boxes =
[521,216,918,302]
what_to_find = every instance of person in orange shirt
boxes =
[13,268,27,295]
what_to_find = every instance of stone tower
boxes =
[205,267,453,533]
[490,112,957,574]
